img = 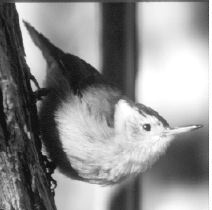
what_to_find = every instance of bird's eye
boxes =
[143,124,151,131]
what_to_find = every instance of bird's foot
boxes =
[29,73,40,90]
[42,155,57,195]
[33,88,49,101]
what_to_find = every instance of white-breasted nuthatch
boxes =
[24,21,202,185]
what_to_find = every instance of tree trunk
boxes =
[0,4,57,210]
[102,3,141,210]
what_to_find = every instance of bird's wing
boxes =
[57,53,107,95]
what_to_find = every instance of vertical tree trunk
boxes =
[102,3,141,210]
[0,4,57,210]
[102,3,138,100]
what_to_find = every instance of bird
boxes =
[24,21,202,185]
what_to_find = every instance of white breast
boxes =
[54,94,122,182]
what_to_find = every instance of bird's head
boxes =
[114,99,202,145]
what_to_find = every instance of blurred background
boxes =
[16,2,208,210]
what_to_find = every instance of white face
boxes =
[127,113,169,142]
[114,100,170,143]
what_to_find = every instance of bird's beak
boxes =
[163,125,203,136]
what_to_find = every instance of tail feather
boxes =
[23,21,110,93]
[23,20,64,65]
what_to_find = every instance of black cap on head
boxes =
[135,103,169,127]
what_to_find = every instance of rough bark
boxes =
[0,4,57,210]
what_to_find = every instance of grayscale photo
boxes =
[0,2,208,210]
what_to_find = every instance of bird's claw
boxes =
[42,155,57,195]
[29,73,40,90]
[33,88,49,101]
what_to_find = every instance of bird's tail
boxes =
[23,20,64,65]
[23,20,106,93]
